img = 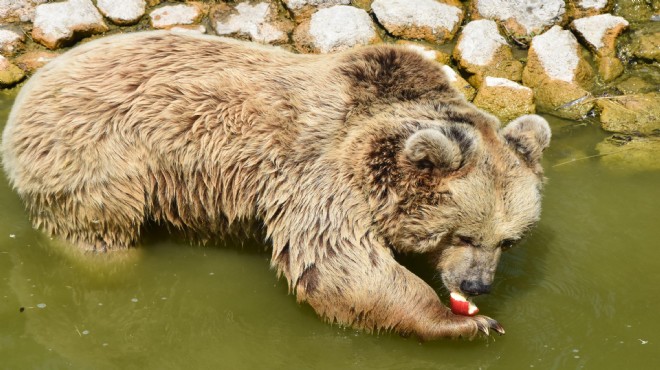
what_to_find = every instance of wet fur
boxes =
[2,31,550,340]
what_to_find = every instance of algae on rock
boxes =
[523,26,594,119]
[0,55,25,87]
[473,77,535,123]
[596,93,660,135]
[453,19,523,88]
[596,135,660,172]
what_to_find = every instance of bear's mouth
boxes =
[449,291,479,316]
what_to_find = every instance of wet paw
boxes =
[93,239,108,253]
[78,238,109,254]
[472,315,505,336]
[423,311,506,339]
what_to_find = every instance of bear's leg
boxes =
[293,245,503,340]
[24,181,146,252]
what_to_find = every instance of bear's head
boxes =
[339,45,551,298]
[360,112,550,297]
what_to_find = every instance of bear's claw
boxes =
[476,315,505,336]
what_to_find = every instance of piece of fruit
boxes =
[450,292,479,316]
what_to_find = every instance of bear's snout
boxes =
[460,280,491,296]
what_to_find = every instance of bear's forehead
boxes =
[448,165,542,235]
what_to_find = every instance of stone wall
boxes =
[0,0,658,137]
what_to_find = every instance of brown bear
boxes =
[1,30,550,340]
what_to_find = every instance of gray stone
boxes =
[453,19,522,87]
[0,0,47,23]
[0,28,24,56]
[522,26,594,119]
[283,0,350,19]
[372,0,463,44]
[215,1,291,45]
[571,14,628,81]
[571,14,628,54]
[150,3,203,29]
[566,0,613,19]
[32,0,108,49]
[293,5,379,53]
[97,0,146,25]
[472,0,566,43]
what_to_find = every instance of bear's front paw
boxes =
[440,313,505,339]
[470,315,505,336]
[416,311,505,340]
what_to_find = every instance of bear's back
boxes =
[1,31,318,192]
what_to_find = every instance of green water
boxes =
[1,86,659,369]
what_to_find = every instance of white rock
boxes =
[578,0,608,10]
[171,25,206,35]
[372,0,462,40]
[97,0,145,25]
[453,18,523,85]
[571,14,628,50]
[0,0,47,23]
[441,65,458,82]
[404,43,439,61]
[475,0,565,35]
[530,26,579,82]
[398,41,450,63]
[150,4,201,29]
[32,0,107,49]
[456,20,506,66]
[0,29,21,41]
[441,65,476,100]
[284,0,349,10]
[308,5,376,53]
[0,28,23,55]
[484,76,530,90]
[215,2,285,44]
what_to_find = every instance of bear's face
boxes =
[366,114,551,297]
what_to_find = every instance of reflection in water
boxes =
[1,88,659,369]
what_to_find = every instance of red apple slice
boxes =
[450,292,479,316]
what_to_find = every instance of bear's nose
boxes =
[460,280,491,296]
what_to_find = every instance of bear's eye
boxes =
[456,235,475,247]
[499,239,517,251]
[416,159,435,170]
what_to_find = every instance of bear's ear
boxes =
[338,47,454,106]
[500,115,551,165]
[404,129,472,171]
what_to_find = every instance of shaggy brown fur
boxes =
[2,31,551,340]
